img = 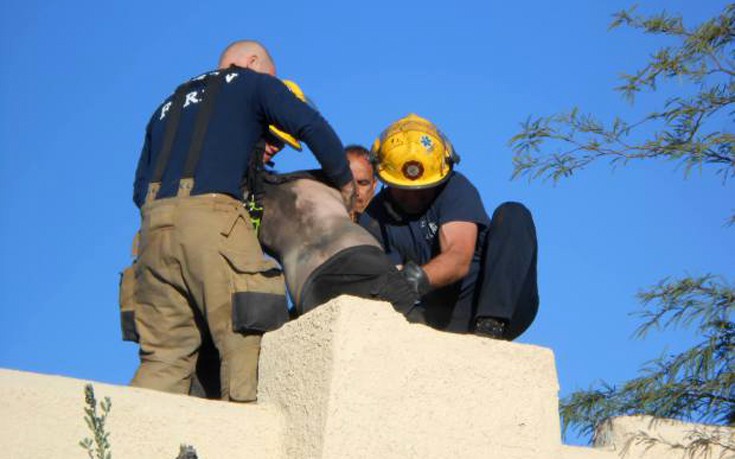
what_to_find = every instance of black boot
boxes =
[474,317,507,339]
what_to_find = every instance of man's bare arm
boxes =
[422,221,477,288]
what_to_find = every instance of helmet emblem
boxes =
[420,135,434,151]
[402,161,425,180]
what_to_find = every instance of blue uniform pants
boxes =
[416,202,539,340]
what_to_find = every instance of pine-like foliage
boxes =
[510,5,734,215]
[509,4,735,450]
[560,275,734,439]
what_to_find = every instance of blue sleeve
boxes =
[357,211,381,242]
[256,75,352,187]
[358,196,404,265]
[436,173,490,228]
[133,123,152,208]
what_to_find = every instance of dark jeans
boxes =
[299,245,418,315]
[417,202,539,340]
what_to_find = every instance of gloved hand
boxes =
[401,260,432,297]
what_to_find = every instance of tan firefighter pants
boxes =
[130,193,285,401]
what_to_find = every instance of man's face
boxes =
[263,142,283,164]
[388,186,439,215]
[262,134,285,164]
[347,154,377,213]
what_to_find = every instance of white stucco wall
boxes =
[260,296,562,458]
[0,296,731,458]
[0,369,282,458]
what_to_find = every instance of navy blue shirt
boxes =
[134,68,352,208]
[359,172,491,309]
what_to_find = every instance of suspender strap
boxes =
[145,71,225,202]
[182,73,224,179]
[151,85,190,184]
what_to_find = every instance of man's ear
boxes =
[245,54,258,69]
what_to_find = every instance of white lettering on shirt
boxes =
[420,217,439,243]
[428,222,438,238]
[183,91,200,107]
[159,101,172,120]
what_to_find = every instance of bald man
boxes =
[218,40,276,75]
[128,40,355,402]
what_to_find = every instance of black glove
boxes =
[401,261,432,297]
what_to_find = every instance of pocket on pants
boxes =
[220,249,288,333]
[118,264,140,342]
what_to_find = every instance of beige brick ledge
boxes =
[0,369,282,458]
[2,296,730,458]
[260,296,562,459]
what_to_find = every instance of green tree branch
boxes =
[559,276,734,440]
[510,5,735,191]
[511,5,735,450]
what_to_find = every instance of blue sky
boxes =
[1,0,731,445]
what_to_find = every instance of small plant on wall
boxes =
[79,383,112,459]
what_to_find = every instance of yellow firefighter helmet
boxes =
[371,114,458,189]
[268,79,308,151]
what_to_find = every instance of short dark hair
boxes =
[345,144,376,177]
[344,144,370,158]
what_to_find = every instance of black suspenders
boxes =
[145,72,225,203]
[182,74,224,180]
